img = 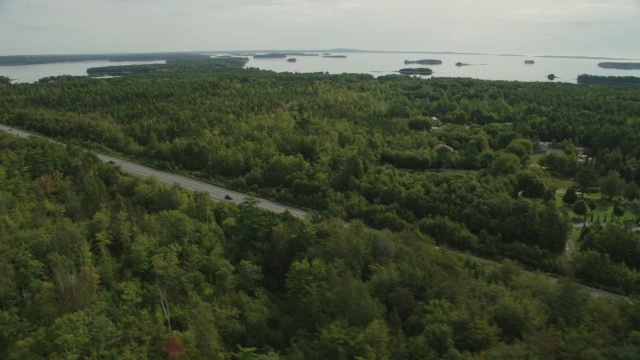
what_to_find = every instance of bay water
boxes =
[2,53,640,84]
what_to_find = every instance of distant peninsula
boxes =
[86,57,249,77]
[253,53,287,59]
[598,62,640,70]
[404,59,442,65]
[322,55,347,58]
[399,68,433,75]
[0,53,210,66]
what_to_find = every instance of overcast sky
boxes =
[1,0,639,57]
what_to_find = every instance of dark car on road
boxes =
[224,195,233,200]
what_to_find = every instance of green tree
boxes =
[505,138,533,165]
[601,170,624,199]
[516,170,547,198]
[573,200,588,216]
[407,116,432,131]
[563,188,578,204]
[492,298,527,343]
[628,200,640,224]
[625,181,640,201]
[47,311,91,359]
[489,152,521,176]
[576,167,598,198]
[185,302,226,360]
[613,203,625,218]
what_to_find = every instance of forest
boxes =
[2,132,640,359]
[2,64,640,357]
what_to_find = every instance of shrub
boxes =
[563,188,578,204]
[572,200,588,216]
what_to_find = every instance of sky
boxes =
[1,0,639,58]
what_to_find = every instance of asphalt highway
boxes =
[0,124,307,219]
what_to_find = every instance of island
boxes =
[455,62,468,67]
[525,60,535,64]
[598,62,640,70]
[322,55,347,58]
[286,53,319,57]
[547,74,556,80]
[404,59,442,65]
[287,58,297,63]
[398,68,433,75]
[253,53,287,59]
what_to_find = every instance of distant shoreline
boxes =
[0,53,209,66]
[215,49,639,61]
[2,49,637,66]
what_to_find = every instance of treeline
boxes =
[404,59,442,65]
[86,57,249,76]
[398,68,433,75]
[1,132,639,359]
[3,67,640,291]
[577,74,640,85]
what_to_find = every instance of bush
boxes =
[563,188,578,204]
[572,200,588,216]
[588,200,597,210]
[614,204,625,217]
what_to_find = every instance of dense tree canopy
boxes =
[0,133,638,358]
[1,64,639,276]
[2,63,640,356]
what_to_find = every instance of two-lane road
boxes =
[0,124,307,219]
[97,153,308,218]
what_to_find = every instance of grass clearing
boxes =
[555,191,636,224]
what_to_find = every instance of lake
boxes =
[2,53,640,84]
